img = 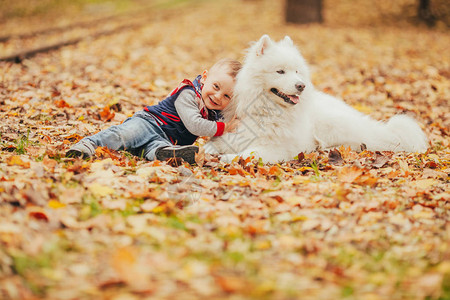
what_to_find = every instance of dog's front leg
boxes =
[238,147,285,164]
[219,153,240,163]
[218,149,261,164]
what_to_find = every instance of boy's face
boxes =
[200,66,234,110]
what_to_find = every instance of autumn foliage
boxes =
[0,1,449,299]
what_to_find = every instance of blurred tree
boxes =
[285,0,323,24]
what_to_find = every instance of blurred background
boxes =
[1,0,449,29]
[0,2,448,299]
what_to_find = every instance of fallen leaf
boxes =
[328,148,344,165]
[48,200,66,209]
[88,183,115,197]
[6,156,30,168]
[372,152,390,168]
[412,179,439,190]
[28,209,49,222]
[54,100,71,108]
[99,105,115,122]
[338,166,364,183]
[215,276,247,293]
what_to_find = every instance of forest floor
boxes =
[0,0,449,299]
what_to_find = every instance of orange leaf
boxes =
[268,165,281,176]
[229,164,246,176]
[383,200,399,210]
[95,147,119,160]
[337,166,363,183]
[64,133,83,143]
[355,174,378,187]
[387,170,400,179]
[54,99,71,108]
[99,105,115,122]
[210,168,219,177]
[215,276,247,293]
[244,156,253,165]
[43,156,57,171]
[258,166,269,175]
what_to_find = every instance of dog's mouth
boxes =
[270,88,300,105]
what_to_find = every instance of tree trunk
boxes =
[418,0,436,26]
[285,0,323,24]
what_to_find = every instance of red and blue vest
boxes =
[144,76,222,145]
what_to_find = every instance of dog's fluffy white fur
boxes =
[205,35,428,163]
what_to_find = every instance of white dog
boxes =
[205,35,428,163]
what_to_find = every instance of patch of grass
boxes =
[341,285,354,297]
[80,196,102,220]
[14,130,31,155]
[9,236,74,296]
[166,216,188,231]
[154,0,198,10]
[226,251,245,263]
[35,154,45,162]
[12,253,52,277]
[89,200,102,217]
[310,160,322,180]
[439,273,450,300]
[432,141,445,152]
[119,199,144,217]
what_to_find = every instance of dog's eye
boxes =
[277,70,285,74]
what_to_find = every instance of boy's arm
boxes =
[175,90,225,137]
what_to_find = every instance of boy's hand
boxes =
[224,115,240,133]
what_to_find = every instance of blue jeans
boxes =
[84,111,172,160]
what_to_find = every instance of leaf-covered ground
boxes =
[1,1,449,299]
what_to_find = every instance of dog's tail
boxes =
[384,115,428,152]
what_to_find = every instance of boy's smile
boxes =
[201,67,234,110]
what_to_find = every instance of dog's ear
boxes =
[256,35,273,56]
[282,36,294,46]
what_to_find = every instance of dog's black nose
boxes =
[296,82,305,92]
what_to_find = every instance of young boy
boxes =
[66,59,241,164]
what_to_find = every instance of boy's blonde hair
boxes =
[209,59,242,121]
[210,58,242,80]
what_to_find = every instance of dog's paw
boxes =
[220,154,239,164]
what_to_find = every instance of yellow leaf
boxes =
[298,166,313,173]
[6,155,30,168]
[292,175,309,184]
[48,200,66,209]
[152,206,164,213]
[291,215,308,222]
[255,240,271,250]
[352,104,372,113]
[88,183,115,197]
